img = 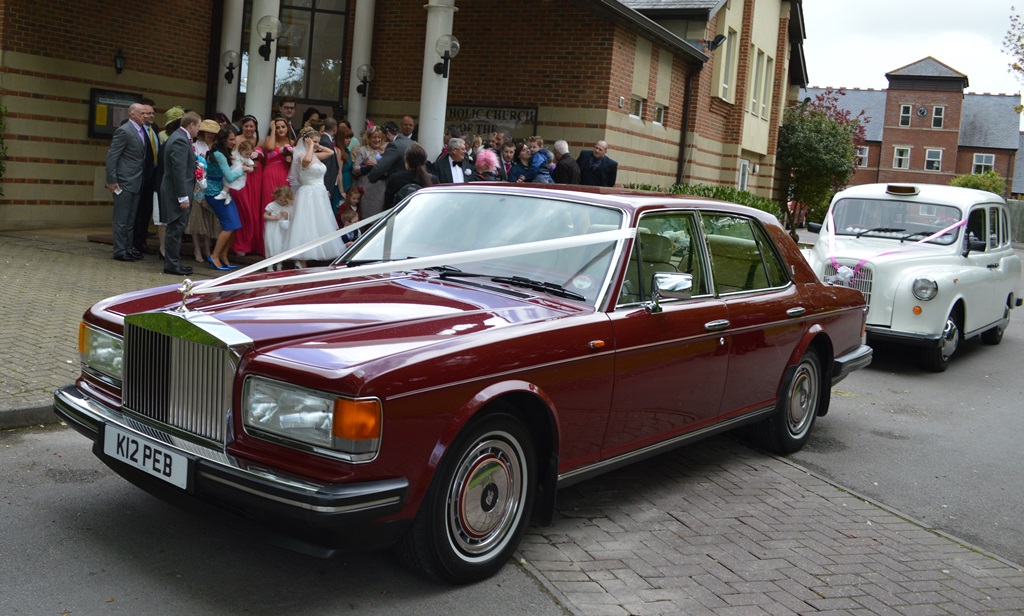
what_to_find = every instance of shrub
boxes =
[950,170,1006,195]
[627,182,784,220]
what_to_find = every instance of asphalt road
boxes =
[0,425,568,616]
[792,279,1024,565]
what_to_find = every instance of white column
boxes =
[216,0,244,117]
[418,0,458,159]
[244,0,282,136]
[347,0,376,135]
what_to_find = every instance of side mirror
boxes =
[962,235,986,257]
[807,222,822,234]
[645,272,693,313]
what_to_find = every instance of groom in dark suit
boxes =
[159,111,201,276]
[105,102,151,261]
[431,138,473,184]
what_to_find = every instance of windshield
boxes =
[343,190,625,304]
[829,198,962,245]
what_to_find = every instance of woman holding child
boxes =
[231,115,266,256]
[204,125,246,270]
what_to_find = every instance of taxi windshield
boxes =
[342,190,625,304]
[830,198,962,245]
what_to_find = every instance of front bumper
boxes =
[53,385,410,557]
[831,344,873,386]
[866,326,942,349]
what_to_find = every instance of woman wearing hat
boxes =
[184,118,223,264]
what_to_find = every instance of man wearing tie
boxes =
[430,138,472,184]
[132,99,160,256]
[105,102,151,261]
[496,142,516,182]
[160,111,200,276]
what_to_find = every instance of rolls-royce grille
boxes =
[122,323,237,444]
[824,262,873,306]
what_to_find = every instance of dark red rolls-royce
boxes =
[55,185,870,584]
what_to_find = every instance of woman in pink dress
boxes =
[230,115,266,256]
[260,117,296,226]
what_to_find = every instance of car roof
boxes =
[832,183,1005,209]
[414,183,781,225]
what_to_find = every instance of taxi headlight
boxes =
[243,376,381,460]
[912,277,938,301]
[78,323,123,384]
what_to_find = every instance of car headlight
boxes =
[242,376,381,461]
[912,276,938,301]
[79,323,123,384]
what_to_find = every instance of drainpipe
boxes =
[676,65,703,187]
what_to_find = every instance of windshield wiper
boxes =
[491,276,586,301]
[899,230,938,242]
[855,227,905,238]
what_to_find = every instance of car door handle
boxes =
[704,319,730,331]
[786,307,807,317]
[987,263,999,269]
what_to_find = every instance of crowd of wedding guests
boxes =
[109,96,619,272]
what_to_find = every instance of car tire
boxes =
[748,348,822,455]
[981,298,1010,345]
[393,406,536,584]
[921,308,962,372]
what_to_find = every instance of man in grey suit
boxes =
[105,102,152,261]
[367,120,412,184]
[159,111,201,276]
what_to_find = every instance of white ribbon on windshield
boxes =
[193,222,636,295]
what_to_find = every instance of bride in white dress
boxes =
[284,127,345,265]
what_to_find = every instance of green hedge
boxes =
[627,182,784,220]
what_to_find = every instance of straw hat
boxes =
[198,119,221,134]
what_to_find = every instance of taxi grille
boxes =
[824,262,873,306]
[121,323,236,444]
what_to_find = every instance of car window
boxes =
[1002,208,1011,248]
[830,198,961,245]
[966,208,987,251]
[618,212,708,305]
[702,214,788,294]
[989,206,1003,248]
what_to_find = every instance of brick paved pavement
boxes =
[1,228,1022,615]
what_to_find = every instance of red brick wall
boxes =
[1,1,212,79]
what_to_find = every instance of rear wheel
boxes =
[981,298,1010,345]
[394,407,535,584]
[922,308,962,372]
[749,348,822,455]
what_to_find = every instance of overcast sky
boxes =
[802,0,1022,97]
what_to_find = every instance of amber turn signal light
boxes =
[333,398,382,440]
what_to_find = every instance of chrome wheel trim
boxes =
[939,315,960,361]
[445,431,527,561]
[786,359,819,438]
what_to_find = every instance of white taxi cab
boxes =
[805,183,1021,371]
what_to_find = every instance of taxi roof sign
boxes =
[886,184,920,196]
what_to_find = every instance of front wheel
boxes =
[921,308,962,372]
[748,348,822,455]
[394,408,536,584]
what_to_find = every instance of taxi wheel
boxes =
[922,308,962,372]
[981,299,1010,345]
[394,406,536,584]
[749,348,821,455]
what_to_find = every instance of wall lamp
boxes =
[222,50,241,84]
[704,34,726,52]
[257,15,283,61]
[432,35,460,79]
[356,64,374,97]
[114,49,126,74]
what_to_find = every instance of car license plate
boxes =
[103,424,189,490]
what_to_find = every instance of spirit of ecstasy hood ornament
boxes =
[176,278,195,312]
